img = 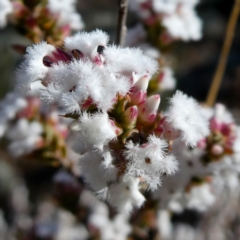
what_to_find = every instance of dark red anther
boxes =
[71,49,84,59]
[56,48,73,62]
[43,56,53,67]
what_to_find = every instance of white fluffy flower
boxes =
[6,119,43,157]
[79,150,117,192]
[158,67,176,91]
[166,91,209,147]
[56,225,89,240]
[185,183,215,212]
[56,210,89,240]
[152,0,176,15]
[0,0,12,28]
[233,127,240,156]
[153,0,202,41]
[17,42,56,93]
[72,112,116,150]
[125,135,178,190]
[47,0,84,30]
[17,30,157,113]
[162,6,202,41]
[0,93,27,137]
[18,30,158,112]
[130,0,202,41]
[89,211,131,240]
[214,103,234,124]
[106,177,145,213]
[45,59,130,112]
[64,29,109,57]
[104,45,158,77]
[157,210,172,240]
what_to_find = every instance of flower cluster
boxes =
[16,30,209,213]
[0,93,75,171]
[129,0,202,43]
[201,104,240,190]
[152,103,240,239]
[0,0,84,45]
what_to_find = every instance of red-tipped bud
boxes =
[81,98,93,110]
[138,94,160,123]
[17,97,41,119]
[197,138,207,149]
[130,75,149,105]
[210,117,221,132]
[153,125,164,137]
[134,75,149,90]
[122,106,138,129]
[109,120,123,136]
[211,144,224,156]
[221,123,234,136]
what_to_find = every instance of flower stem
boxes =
[206,0,240,107]
[116,0,128,46]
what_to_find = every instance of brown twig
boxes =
[206,0,240,107]
[116,0,128,46]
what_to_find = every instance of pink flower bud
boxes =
[138,94,160,123]
[122,106,138,129]
[211,144,224,156]
[17,97,41,119]
[225,136,235,150]
[81,98,93,110]
[36,137,44,149]
[130,75,149,105]
[153,125,164,137]
[158,71,165,83]
[210,117,221,132]
[197,138,207,149]
[134,75,149,90]
[60,25,71,37]
[109,120,123,136]
[56,124,69,138]
[221,123,233,136]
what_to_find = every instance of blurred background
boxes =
[0,0,240,239]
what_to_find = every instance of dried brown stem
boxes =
[116,0,128,46]
[206,0,240,107]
